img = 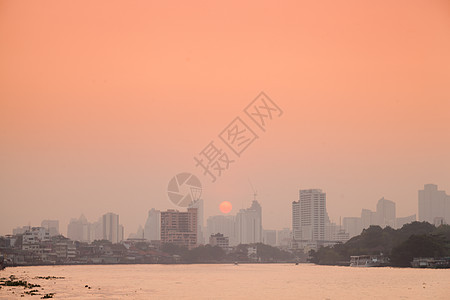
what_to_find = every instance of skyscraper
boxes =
[236,200,262,244]
[67,214,89,242]
[419,184,450,224]
[292,189,326,245]
[160,208,198,249]
[188,199,205,244]
[144,208,161,241]
[102,212,121,244]
[376,197,396,228]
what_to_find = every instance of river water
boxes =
[1,264,449,299]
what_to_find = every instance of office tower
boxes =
[276,228,291,247]
[396,214,416,229]
[236,200,262,244]
[102,212,120,243]
[206,215,236,246]
[119,224,124,242]
[343,217,362,238]
[160,208,198,250]
[41,220,59,237]
[67,214,89,242]
[361,209,376,230]
[376,197,396,228]
[188,199,205,244]
[418,184,450,224]
[263,230,277,246]
[292,189,326,244]
[144,208,161,241]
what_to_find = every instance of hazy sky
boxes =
[1,0,449,236]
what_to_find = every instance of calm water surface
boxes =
[1,264,449,299]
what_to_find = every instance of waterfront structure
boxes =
[22,227,51,251]
[418,184,450,224]
[209,233,229,249]
[160,208,198,250]
[236,200,262,244]
[144,208,161,241]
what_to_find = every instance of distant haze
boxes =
[1,0,449,236]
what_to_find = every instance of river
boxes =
[1,264,449,299]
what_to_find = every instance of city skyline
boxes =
[5,183,449,241]
[1,0,449,239]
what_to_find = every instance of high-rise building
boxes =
[263,230,277,246]
[396,214,416,229]
[376,197,396,228]
[102,212,121,244]
[418,184,450,224]
[160,208,198,250]
[292,189,326,245]
[236,200,262,244]
[41,220,59,237]
[276,228,291,247]
[67,215,89,242]
[343,217,362,238]
[206,215,236,246]
[361,209,376,230]
[188,199,205,244]
[144,208,161,241]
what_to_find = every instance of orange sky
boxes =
[1,0,449,236]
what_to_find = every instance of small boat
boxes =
[411,257,450,269]
[350,255,389,267]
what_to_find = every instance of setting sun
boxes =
[219,201,232,214]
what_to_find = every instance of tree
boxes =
[390,234,447,267]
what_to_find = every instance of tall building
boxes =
[236,200,262,244]
[67,214,89,242]
[343,217,362,239]
[102,212,121,244]
[41,220,59,236]
[263,230,276,246]
[376,197,396,228]
[418,184,450,224]
[188,199,205,244]
[276,228,291,247]
[160,208,198,249]
[396,214,416,229]
[292,189,326,245]
[206,215,236,246]
[144,208,161,241]
[361,209,376,230]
